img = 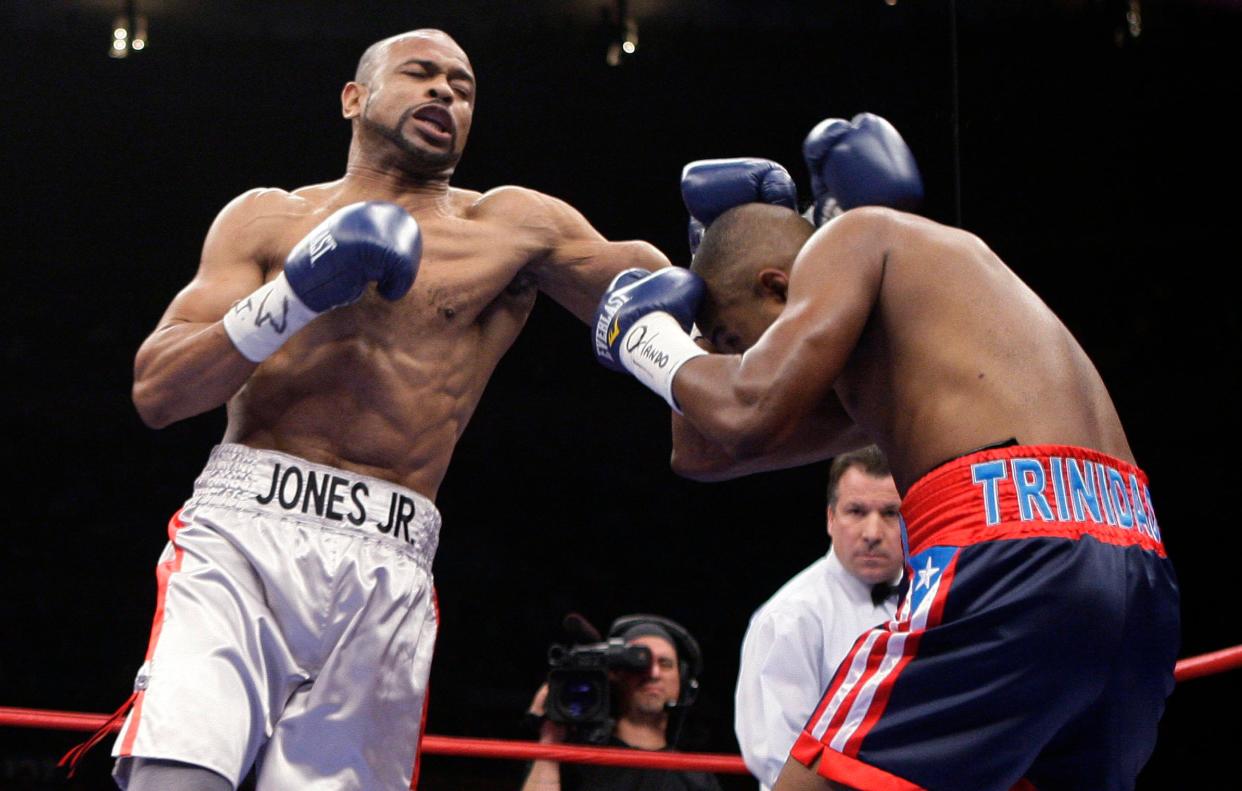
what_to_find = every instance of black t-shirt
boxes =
[558,735,724,791]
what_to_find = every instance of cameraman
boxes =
[520,615,723,791]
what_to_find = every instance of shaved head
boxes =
[688,203,814,352]
[692,202,813,303]
[354,29,469,84]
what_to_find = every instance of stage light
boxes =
[110,14,129,58]
[109,2,147,59]
[132,15,148,50]
[605,0,638,67]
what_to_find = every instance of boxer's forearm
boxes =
[671,411,793,481]
[132,320,257,428]
[672,356,866,472]
[538,238,671,325]
[671,411,859,481]
[671,353,774,459]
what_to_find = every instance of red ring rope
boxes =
[1171,643,1242,682]
[2,644,1238,774]
[0,706,749,772]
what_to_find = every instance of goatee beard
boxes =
[359,107,460,176]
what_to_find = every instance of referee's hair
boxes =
[826,445,891,507]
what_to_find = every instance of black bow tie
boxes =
[871,577,909,606]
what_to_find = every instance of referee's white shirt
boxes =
[734,550,899,791]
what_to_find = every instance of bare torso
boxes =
[225,183,556,497]
[133,173,660,500]
[834,212,1133,491]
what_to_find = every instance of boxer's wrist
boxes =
[618,311,707,413]
[222,272,321,363]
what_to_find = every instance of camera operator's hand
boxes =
[528,684,568,745]
[522,684,566,791]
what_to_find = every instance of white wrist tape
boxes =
[618,311,707,413]
[221,272,321,363]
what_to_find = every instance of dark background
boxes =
[4,0,1239,788]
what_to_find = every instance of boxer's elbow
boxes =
[669,445,731,482]
[132,377,177,428]
[131,324,243,428]
[669,410,750,481]
[718,381,785,456]
[717,431,769,468]
[670,428,764,480]
[669,422,769,482]
[132,359,196,429]
[132,347,169,427]
[668,446,702,479]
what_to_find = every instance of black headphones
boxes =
[607,613,702,709]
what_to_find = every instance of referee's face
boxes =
[828,467,904,585]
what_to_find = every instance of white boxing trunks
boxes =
[111,443,441,790]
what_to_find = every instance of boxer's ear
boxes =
[757,269,789,303]
[342,81,368,119]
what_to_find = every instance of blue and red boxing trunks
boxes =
[792,444,1180,791]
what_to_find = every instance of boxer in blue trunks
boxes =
[591,193,1179,790]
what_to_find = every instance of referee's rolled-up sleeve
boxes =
[734,607,826,790]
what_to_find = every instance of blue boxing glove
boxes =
[803,113,924,226]
[283,201,420,311]
[593,267,707,412]
[681,158,798,254]
[223,201,421,362]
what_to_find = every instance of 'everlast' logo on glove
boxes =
[594,291,629,367]
[589,267,707,413]
[307,230,339,263]
[593,267,656,370]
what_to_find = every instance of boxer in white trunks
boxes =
[101,28,667,791]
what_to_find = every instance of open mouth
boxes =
[410,105,454,143]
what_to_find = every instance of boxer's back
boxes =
[836,211,1133,491]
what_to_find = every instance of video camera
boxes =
[544,637,651,741]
